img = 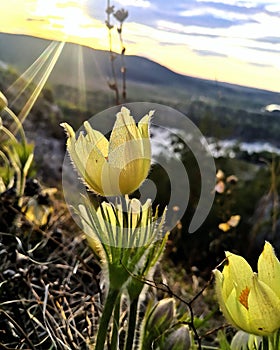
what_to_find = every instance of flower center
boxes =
[239,287,250,310]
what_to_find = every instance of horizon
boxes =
[2,31,280,96]
[1,0,280,93]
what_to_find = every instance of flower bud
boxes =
[114,8,128,22]
[163,325,191,350]
[141,298,175,348]
[146,298,175,332]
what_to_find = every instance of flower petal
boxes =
[98,160,122,196]
[109,107,140,155]
[83,121,109,158]
[258,241,280,298]
[75,138,106,194]
[61,122,75,139]
[78,204,105,259]
[97,201,119,247]
[247,274,280,335]
[119,157,150,194]
[226,285,251,333]
[223,252,253,299]
[213,269,240,329]
[61,123,91,182]
[138,110,154,138]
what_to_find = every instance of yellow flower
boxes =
[214,242,280,335]
[61,107,153,196]
[0,91,8,112]
[78,196,166,290]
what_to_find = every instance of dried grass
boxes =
[0,197,102,349]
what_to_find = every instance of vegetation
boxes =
[0,33,280,349]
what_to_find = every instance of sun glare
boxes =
[58,6,90,37]
[33,0,95,39]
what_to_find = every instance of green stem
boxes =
[125,296,139,350]
[111,294,121,350]
[95,287,119,350]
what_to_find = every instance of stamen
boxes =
[239,287,250,310]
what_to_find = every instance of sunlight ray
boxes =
[6,41,65,134]
[17,41,65,127]
[77,45,87,111]
[7,41,59,108]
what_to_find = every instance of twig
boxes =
[106,0,120,105]
[121,262,216,349]
[0,309,37,350]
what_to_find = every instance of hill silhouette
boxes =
[1,33,279,111]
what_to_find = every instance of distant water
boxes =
[207,138,280,158]
[263,104,280,112]
[151,126,280,159]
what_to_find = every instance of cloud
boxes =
[193,49,228,57]
[178,2,260,28]
[245,46,280,54]
[196,0,265,8]
[255,36,280,44]
[248,61,273,68]
[158,41,184,46]
[26,17,49,23]
[185,14,255,28]
[265,3,280,13]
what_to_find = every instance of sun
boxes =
[61,6,88,37]
[33,0,96,39]
[1,0,109,54]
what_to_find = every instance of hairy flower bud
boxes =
[164,325,191,350]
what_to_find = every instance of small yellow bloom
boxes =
[61,107,153,196]
[0,91,8,112]
[214,242,280,335]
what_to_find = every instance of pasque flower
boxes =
[214,242,280,336]
[79,196,160,250]
[61,107,153,196]
[78,195,167,350]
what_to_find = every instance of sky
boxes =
[1,0,280,93]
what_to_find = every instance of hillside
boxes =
[1,32,280,149]
[1,33,280,112]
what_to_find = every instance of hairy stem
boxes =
[95,287,119,350]
[125,296,139,350]
[111,294,121,350]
